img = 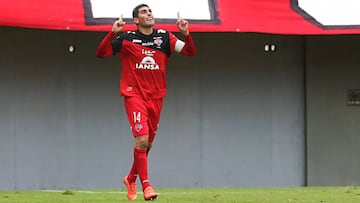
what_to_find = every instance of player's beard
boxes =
[145,18,155,27]
[137,17,154,29]
[143,23,153,28]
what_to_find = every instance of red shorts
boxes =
[124,96,163,143]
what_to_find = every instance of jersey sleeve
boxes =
[111,35,123,54]
[96,32,124,58]
[169,32,196,57]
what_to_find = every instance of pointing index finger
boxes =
[177,12,181,19]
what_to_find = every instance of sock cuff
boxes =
[134,147,147,153]
[134,147,147,158]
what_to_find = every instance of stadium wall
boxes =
[305,35,360,186]
[1,26,356,190]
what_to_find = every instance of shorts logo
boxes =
[134,124,143,132]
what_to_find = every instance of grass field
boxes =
[1,187,360,203]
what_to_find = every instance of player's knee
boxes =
[135,136,149,149]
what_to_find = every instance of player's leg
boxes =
[133,132,158,200]
[125,163,138,183]
[126,138,153,185]
[134,135,151,191]
[123,96,149,200]
[126,140,151,185]
[142,98,163,200]
[141,139,157,200]
[124,96,158,200]
[123,137,151,201]
[147,97,163,145]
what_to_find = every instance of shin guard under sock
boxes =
[134,147,150,190]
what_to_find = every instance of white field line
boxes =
[40,190,241,195]
[40,190,125,194]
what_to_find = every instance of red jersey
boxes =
[96,29,196,99]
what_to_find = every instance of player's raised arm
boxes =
[174,12,196,56]
[176,12,189,36]
[112,14,126,34]
[96,15,125,58]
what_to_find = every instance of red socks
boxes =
[127,148,151,186]
[127,162,138,183]
[134,147,150,190]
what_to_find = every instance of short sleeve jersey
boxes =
[111,29,179,100]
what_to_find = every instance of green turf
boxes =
[1,187,360,203]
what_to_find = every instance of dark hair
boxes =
[132,4,149,18]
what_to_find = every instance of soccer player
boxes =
[96,4,196,201]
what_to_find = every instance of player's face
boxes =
[134,6,155,27]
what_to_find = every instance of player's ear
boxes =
[133,17,139,24]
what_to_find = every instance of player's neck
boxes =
[138,26,153,35]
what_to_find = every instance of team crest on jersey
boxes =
[154,38,163,47]
[134,124,143,132]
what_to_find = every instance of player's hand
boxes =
[176,12,189,36]
[112,14,126,33]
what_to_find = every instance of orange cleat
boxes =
[123,176,137,200]
[143,186,158,201]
